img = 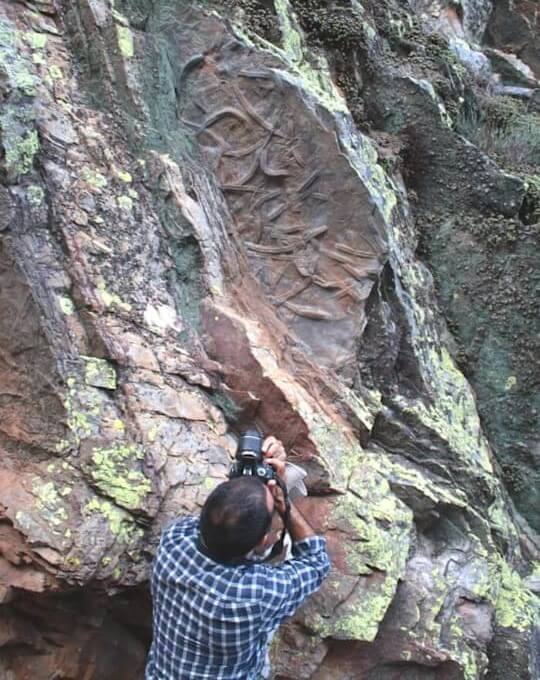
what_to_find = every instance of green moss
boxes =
[219,0,281,44]
[521,174,540,224]
[232,0,348,115]
[88,443,151,511]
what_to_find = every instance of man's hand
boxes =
[262,436,287,462]
[263,436,288,515]
[268,478,288,517]
[262,436,286,481]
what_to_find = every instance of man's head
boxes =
[199,477,275,562]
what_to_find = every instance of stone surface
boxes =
[0,0,538,679]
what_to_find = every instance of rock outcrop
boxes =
[0,0,538,678]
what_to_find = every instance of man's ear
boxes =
[253,532,272,553]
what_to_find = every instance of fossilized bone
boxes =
[283,302,335,320]
[267,203,288,222]
[245,241,300,254]
[231,83,287,138]
[260,144,290,178]
[334,242,375,258]
[273,278,313,306]
[297,170,320,194]
[203,107,250,129]
[303,225,328,243]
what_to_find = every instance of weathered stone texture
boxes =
[0,0,538,678]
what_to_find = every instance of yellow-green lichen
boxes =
[62,376,109,446]
[229,0,399,226]
[0,22,38,96]
[96,280,131,310]
[82,355,117,390]
[2,122,39,178]
[55,438,69,453]
[116,169,132,183]
[117,194,133,211]
[82,167,108,189]
[335,575,398,641]
[24,31,48,50]
[495,561,536,631]
[26,184,44,206]
[307,470,413,642]
[84,497,144,545]
[88,443,151,511]
[505,375,517,391]
[58,295,75,316]
[48,64,62,80]
[394,294,494,477]
[112,9,129,26]
[33,481,69,528]
[116,25,134,58]
[146,425,159,442]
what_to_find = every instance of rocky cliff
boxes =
[0,0,538,678]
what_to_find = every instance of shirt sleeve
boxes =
[258,535,330,633]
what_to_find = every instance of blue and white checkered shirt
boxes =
[146,516,330,680]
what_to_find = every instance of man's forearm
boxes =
[286,501,316,542]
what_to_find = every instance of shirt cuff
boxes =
[292,535,326,556]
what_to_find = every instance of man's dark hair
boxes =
[199,477,272,562]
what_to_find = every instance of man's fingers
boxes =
[262,437,287,461]
[262,437,277,454]
[266,456,286,479]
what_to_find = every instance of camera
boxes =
[229,427,277,483]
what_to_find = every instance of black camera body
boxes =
[229,427,277,483]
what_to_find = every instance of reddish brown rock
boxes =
[0,1,537,679]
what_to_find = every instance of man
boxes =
[146,437,330,679]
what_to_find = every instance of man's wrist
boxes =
[286,502,316,542]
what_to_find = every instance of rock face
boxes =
[0,0,538,679]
